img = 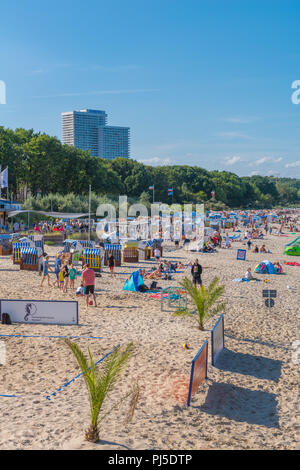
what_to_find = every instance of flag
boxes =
[149,185,154,191]
[0,167,8,188]
[168,188,173,195]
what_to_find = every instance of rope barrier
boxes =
[0,334,104,340]
[0,344,120,401]
[45,344,120,400]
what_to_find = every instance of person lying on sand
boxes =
[144,266,162,279]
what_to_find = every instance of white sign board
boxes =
[0,300,78,325]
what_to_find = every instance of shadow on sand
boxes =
[215,348,282,382]
[225,333,289,352]
[94,439,130,450]
[197,381,279,428]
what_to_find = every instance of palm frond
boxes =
[173,308,194,318]
[124,382,140,425]
[65,340,134,437]
[179,276,226,330]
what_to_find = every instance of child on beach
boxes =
[76,282,85,296]
[59,266,64,290]
[69,264,77,290]
[62,263,69,293]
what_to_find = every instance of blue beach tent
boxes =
[123,270,145,292]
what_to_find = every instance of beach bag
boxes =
[138,283,149,292]
[1,313,12,325]
[150,281,157,290]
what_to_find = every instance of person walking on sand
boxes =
[82,264,97,307]
[191,259,202,287]
[53,254,62,288]
[108,251,115,278]
[225,232,230,249]
[40,256,53,287]
[154,247,161,263]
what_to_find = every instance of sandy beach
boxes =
[0,229,299,450]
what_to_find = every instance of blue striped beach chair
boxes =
[20,247,41,271]
[104,244,122,266]
[83,248,102,272]
[13,242,31,264]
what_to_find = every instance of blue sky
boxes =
[1,0,300,177]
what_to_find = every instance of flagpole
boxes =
[88,184,91,242]
[28,193,30,232]
[153,185,155,204]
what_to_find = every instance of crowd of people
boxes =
[39,252,100,308]
[8,219,92,234]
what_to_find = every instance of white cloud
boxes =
[224,156,242,166]
[137,157,173,166]
[217,131,251,139]
[285,161,300,168]
[249,156,283,166]
[222,117,259,124]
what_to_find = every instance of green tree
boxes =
[175,277,225,330]
[64,340,138,443]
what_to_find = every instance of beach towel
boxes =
[284,261,300,266]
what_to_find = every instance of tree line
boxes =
[1,125,300,209]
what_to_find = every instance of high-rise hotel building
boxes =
[61,109,130,159]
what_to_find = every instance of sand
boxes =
[0,228,299,450]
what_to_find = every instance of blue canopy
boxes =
[123,271,144,292]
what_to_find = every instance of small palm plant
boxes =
[175,276,225,330]
[64,340,138,443]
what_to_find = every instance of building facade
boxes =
[62,108,130,159]
[98,126,130,160]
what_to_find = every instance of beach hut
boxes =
[63,240,80,263]
[104,243,122,266]
[13,240,34,265]
[138,241,151,261]
[0,234,14,256]
[122,240,139,263]
[83,248,103,273]
[80,240,95,249]
[28,234,44,251]
[63,239,94,262]
[20,247,43,272]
